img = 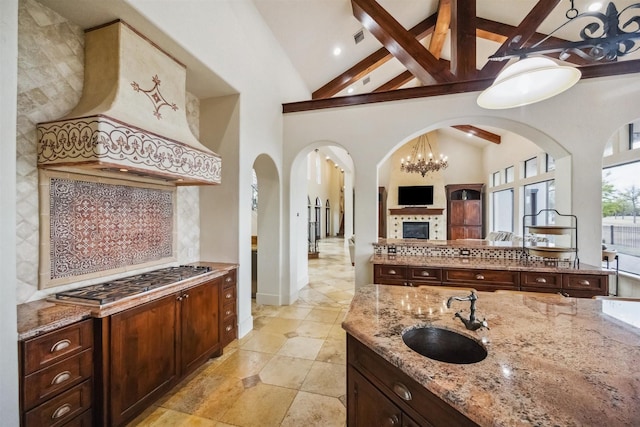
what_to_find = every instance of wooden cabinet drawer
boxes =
[64,410,92,427]
[407,267,441,284]
[23,319,93,375]
[521,272,561,289]
[374,265,407,281]
[222,317,237,344]
[443,269,519,287]
[24,380,91,427]
[223,301,236,320]
[222,286,236,303]
[23,349,92,411]
[348,335,475,427]
[562,274,607,292]
[223,270,237,288]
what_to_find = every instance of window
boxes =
[602,161,640,275]
[505,166,514,183]
[524,157,538,178]
[524,180,555,226]
[545,154,555,172]
[251,169,258,211]
[630,122,640,150]
[492,189,514,232]
[492,171,501,187]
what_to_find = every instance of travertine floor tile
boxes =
[278,305,313,320]
[316,338,347,365]
[131,407,219,426]
[220,383,297,427]
[239,330,287,354]
[259,317,303,335]
[301,361,346,397]
[213,349,273,379]
[259,354,314,389]
[295,320,333,339]
[277,336,325,360]
[280,391,346,427]
[306,307,341,323]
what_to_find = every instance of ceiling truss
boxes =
[286,0,639,125]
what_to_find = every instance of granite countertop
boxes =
[17,262,237,340]
[342,285,640,426]
[377,238,521,248]
[371,254,608,274]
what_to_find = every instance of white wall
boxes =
[0,0,20,422]
[284,75,640,288]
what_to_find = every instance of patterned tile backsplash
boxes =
[48,178,174,281]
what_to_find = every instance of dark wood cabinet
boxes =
[109,293,179,426]
[446,184,484,240]
[378,187,387,238]
[103,277,223,426]
[221,269,238,347]
[19,319,93,427]
[180,277,222,375]
[347,334,477,427]
[373,263,607,296]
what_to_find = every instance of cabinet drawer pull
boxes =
[226,276,232,282]
[51,403,72,420]
[536,277,547,283]
[225,325,233,332]
[392,382,412,401]
[50,339,71,353]
[183,293,189,299]
[387,414,399,426]
[475,274,485,280]
[578,279,591,286]
[176,295,183,301]
[420,271,430,277]
[51,371,72,385]
[388,269,396,275]
[225,292,233,299]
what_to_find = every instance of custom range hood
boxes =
[37,20,221,185]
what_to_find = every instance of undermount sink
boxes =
[402,327,487,364]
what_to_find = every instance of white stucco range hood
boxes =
[37,20,221,185]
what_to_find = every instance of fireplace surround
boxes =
[403,222,429,239]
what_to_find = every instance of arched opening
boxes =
[289,143,354,300]
[602,120,640,296]
[325,199,331,237]
[252,154,282,305]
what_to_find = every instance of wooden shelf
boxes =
[389,207,444,215]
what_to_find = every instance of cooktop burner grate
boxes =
[55,265,211,306]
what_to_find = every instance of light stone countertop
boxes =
[17,262,237,340]
[342,284,640,426]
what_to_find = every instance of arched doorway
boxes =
[252,154,281,305]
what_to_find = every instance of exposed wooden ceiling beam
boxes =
[452,125,501,144]
[312,14,438,99]
[428,0,450,60]
[373,70,415,92]
[351,0,455,84]
[476,17,593,66]
[283,58,640,113]
[479,0,562,78]
[450,0,476,80]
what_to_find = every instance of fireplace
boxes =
[403,222,430,239]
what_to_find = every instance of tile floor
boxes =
[129,237,355,426]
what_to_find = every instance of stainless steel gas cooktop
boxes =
[55,265,211,306]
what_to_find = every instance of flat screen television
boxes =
[398,185,434,206]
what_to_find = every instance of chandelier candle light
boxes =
[400,133,448,177]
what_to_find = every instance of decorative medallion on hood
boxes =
[36,20,221,185]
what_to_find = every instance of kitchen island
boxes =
[342,284,640,426]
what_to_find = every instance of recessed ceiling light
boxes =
[347,87,354,94]
[588,2,602,11]
[333,47,341,56]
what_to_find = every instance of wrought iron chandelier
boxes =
[400,133,448,177]
[478,1,640,109]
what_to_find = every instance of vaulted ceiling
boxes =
[253,0,640,119]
